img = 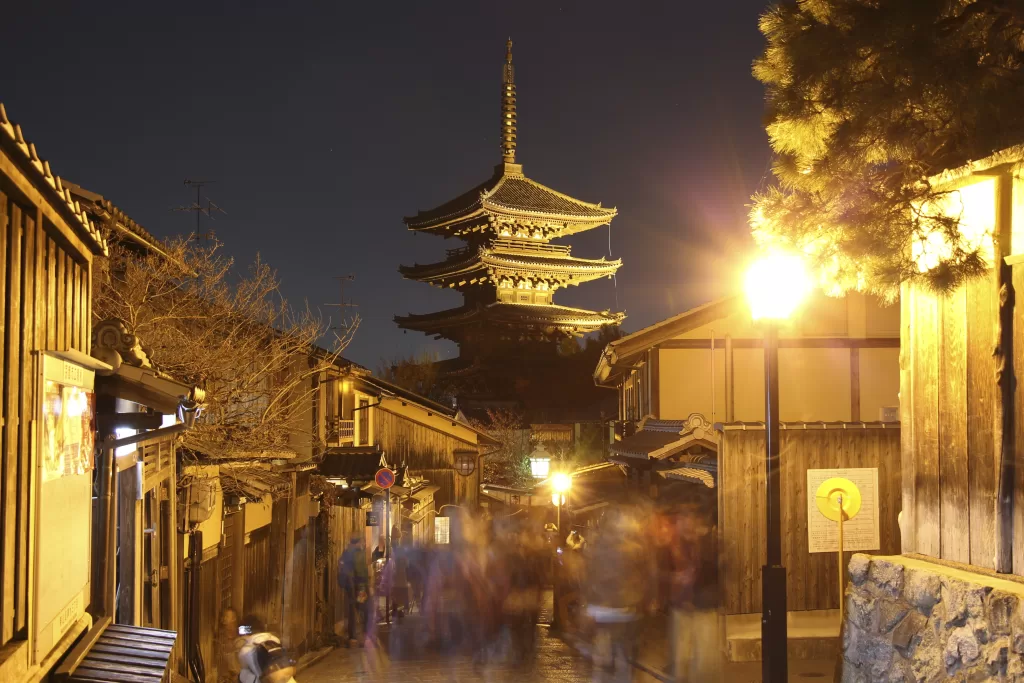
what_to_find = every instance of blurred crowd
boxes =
[221,499,721,682]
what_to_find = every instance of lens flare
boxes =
[744,250,813,320]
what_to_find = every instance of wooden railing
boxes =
[327,418,355,443]
[445,245,476,259]
[491,238,571,256]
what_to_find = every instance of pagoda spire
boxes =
[501,38,517,163]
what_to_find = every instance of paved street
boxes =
[299,624,593,682]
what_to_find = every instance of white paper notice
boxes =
[806,468,880,554]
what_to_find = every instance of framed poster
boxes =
[806,467,880,554]
[34,353,98,659]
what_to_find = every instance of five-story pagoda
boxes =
[397,40,624,370]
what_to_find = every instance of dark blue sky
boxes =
[2,1,770,367]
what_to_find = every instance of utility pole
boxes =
[172,179,226,242]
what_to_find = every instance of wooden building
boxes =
[840,148,1024,680]
[898,148,1023,573]
[595,292,904,661]
[595,292,901,428]
[0,102,116,683]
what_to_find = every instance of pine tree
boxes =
[752,0,1024,296]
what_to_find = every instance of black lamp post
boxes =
[761,319,787,683]
[746,251,811,683]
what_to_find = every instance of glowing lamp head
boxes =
[745,251,813,321]
[551,472,572,495]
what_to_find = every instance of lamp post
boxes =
[550,471,572,631]
[551,472,572,540]
[745,251,811,683]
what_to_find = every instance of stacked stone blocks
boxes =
[843,554,1024,682]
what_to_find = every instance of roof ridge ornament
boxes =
[501,38,517,164]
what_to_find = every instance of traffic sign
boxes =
[375,468,396,489]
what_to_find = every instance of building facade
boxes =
[595,291,901,430]
[843,147,1024,681]
[0,102,113,683]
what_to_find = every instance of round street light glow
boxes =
[745,251,812,321]
[551,472,572,495]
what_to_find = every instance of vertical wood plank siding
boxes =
[325,506,366,634]
[0,181,93,647]
[912,289,941,557]
[1013,261,1024,574]
[244,526,273,628]
[374,407,480,508]
[198,554,219,682]
[905,264,1019,572]
[939,288,970,564]
[720,427,901,615]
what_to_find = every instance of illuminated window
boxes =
[434,516,450,544]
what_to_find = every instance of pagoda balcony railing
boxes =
[445,245,477,259]
[327,418,355,444]
[490,239,571,257]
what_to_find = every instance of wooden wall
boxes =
[0,178,93,647]
[719,426,901,615]
[374,407,481,507]
[324,505,366,635]
[901,278,1007,571]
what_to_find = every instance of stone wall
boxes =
[843,554,1024,682]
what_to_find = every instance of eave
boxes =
[403,163,616,237]
[395,302,625,337]
[399,248,622,288]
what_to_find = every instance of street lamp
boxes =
[551,471,572,539]
[744,250,812,683]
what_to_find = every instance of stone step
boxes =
[726,609,841,662]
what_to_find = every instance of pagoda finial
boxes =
[501,38,517,163]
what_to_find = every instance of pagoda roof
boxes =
[399,241,621,286]
[395,302,625,337]
[404,162,617,236]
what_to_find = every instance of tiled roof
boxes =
[64,182,163,251]
[487,175,614,219]
[660,466,715,489]
[609,430,683,458]
[399,247,621,282]
[395,302,625,332]
[0,104,107,255]
[404,163,616,229]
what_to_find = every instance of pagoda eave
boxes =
[395,303,625,337]
[403,164,617,236]
[398,251,622,288]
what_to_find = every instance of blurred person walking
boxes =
[668,503,721,682]
[585,508,651,683]
[338,534,371,647]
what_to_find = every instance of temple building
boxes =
[397,41,624,401]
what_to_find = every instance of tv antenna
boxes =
[326,274,358,332]
[172,179,226,242]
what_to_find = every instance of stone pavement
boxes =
[298,624,592,682]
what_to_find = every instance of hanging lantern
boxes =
[454,451,476,477]
[529,443,552,479]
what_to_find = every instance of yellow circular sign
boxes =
[815,477,861,522]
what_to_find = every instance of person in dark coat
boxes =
[339,535,371,645]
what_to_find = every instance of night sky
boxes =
[2,1,771,368]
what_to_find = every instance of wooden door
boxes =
[141,478,174,630]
